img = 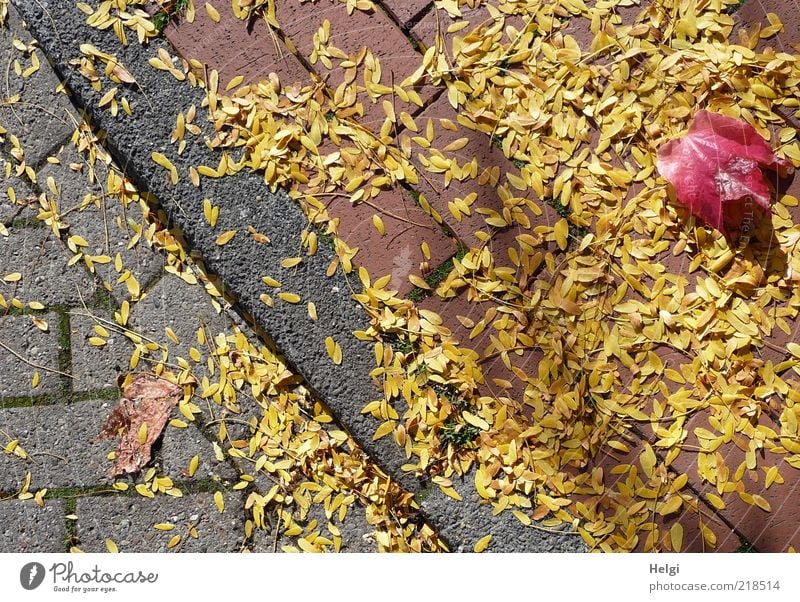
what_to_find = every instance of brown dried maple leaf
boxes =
[98,374,182,477]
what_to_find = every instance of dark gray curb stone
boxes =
[12,0,584,552]
[419,473,586,553]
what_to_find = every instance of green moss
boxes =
[404,250,463,302]
[56,310,72,388]
[384,333,414,355]
[0,394,52,408]
[406,288,427,302]
[70,388,122,403]
[88,286,118,312]
[414,483,434,504]
[439,418,480,449]
[736,539,757,552]
[724,0,748,14]
[64,498,78,552]
[180,477,227,494]
[152,0,192,33]
[152,11,170,33]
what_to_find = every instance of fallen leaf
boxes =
[97,374,182,477]
[656,110,792,237]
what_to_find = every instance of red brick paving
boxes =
[575,433,740,551]
[272,0,438,128]
[406,93,561,249]
[163,5,308,88]
[734,0,800,53]
[381,0,431,28]
[419,290,543,406]
[410,4,525,54]
[669,408,800,551]
[331,185,456,295]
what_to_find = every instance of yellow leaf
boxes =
[3,272,21,283]
[214,491,225,513]
[670,523,683,552]
[462,411,489,431]
[188,455,199,477]
[372,214,385,235]
[443,137,470,152]
[705,492,726,510]
[752,494,771,512]
[277,292,301,304]
[105,538,119,553]
[658,495,682,516]
[325,336,342,365]
[137,422,148,445]
[167,535,182,549]
[205,2,221,22]
[606,440,630,453]
[639,443,657,478]
[373,421,395,440]
[281,256,303,268]
[408,273,430,290]
[473,534,492,552]
[151,151,174,172]
[765,466,780,488]
[215,230,237,245]
[225,75,244,90]
[512,510,531,526]
[699,521,717,548]
[440,486,462,501]
[154,523,175,531]
[554,218,569,251]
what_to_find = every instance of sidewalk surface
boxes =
[1,0,800,553]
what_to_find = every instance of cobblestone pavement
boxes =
[2,0,800,553]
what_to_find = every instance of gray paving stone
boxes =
[76,492,245,552]
[160,422,238,484]
[0,499,65,552]
[0,400,115,490]
[37,144,164,303]
[128,273,230,374]
[0,227,95,306]
[0,158,37,223]
[0,312,61,396]
[0,4,77,164]
[69,308,131,392]
[252,497,378,553]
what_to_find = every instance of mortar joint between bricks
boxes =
[56,309,73,394]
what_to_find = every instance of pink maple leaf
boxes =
[656,110,791,237]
